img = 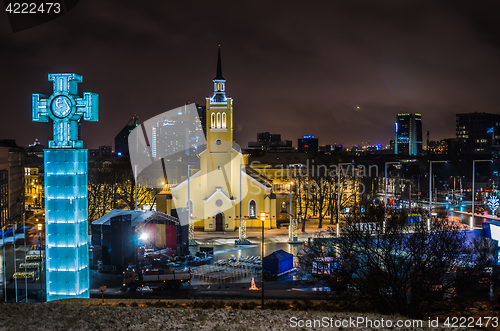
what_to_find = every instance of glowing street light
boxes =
[236,163,251,245]
[260,212,265,308]
[288,165,299,242]
[337,163,352,237]
[384,162,399,233]
[429,161,448,230]
[471,160,493,230]
[37,222,43,302]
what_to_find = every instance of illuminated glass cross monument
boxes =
[32,73,98,302]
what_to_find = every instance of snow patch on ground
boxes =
[0,301,474,331]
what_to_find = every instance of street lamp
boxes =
[240,164,244,241]
[37,222,43,303]
[288,164,302,243]
[289,165,294,242]
[260,212,265,309]
[236,163,251,245]
[384,162,400,233]
[429,161,448,223]
[471,160,492,230]
[449,175,465,209]
[337,163,352,237]
[187,164,198,246]
[133,165,138,210]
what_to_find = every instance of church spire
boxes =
[211,44,227,104]
[214,44,224,80]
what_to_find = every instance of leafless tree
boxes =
[88,158,156,223]
[299,205,496,318]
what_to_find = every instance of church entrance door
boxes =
[215,213,224,231]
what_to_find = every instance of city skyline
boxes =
[2,1,500,150]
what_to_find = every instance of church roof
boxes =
[25,146,44,153]
[245,166,272,188]
[214,45,225,80]
[232,142,241,153]
[25,141,46,154]
[212,93,226,103]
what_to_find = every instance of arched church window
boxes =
[222,113,226,128]
[217,112,221,128]
[211,113,215,128]
[221,83,224,91]
[249,200,256,218]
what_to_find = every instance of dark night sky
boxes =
[2,0,500,150]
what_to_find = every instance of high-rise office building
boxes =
[456,112,500,154]
[196,103,206,137]
[151,104,204,159]
[395,113,422,156]
[0,139,25,228]
[115,115,138,156]
[247,132,294,152]
[298,135,319,153]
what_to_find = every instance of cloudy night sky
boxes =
[1,0,500,150]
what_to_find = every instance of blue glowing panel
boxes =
[44,149,89,301]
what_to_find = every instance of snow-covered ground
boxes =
[0,300,478,331]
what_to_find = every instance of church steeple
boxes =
[211,44,227,104]
[214,44,224,80]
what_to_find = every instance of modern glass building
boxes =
[395,113,422,156]
[456,112,500,155]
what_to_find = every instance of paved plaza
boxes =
[192,218,334,245]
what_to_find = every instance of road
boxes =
[447,210,498,229]
[90,281,334,301]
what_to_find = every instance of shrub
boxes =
[154,301,167,308]
[241,301,257,310]
[229,301,241,309]
[266,300,289,310]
